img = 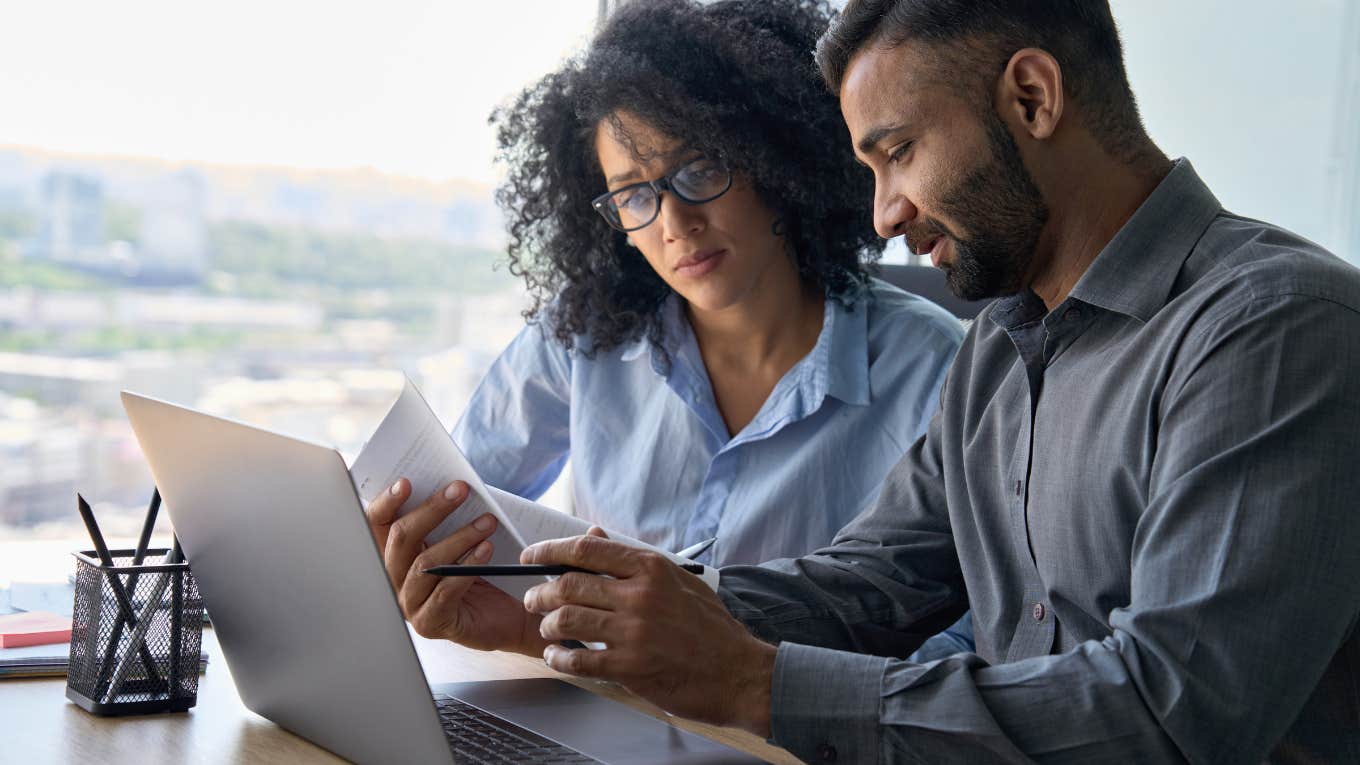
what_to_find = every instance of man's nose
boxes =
[873,186,918,240]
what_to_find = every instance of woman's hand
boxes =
[364,478,550,656]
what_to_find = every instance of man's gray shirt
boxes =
[719,160,1360,763]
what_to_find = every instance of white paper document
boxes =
[348,378,718,603]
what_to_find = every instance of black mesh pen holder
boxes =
[66,549,204,715]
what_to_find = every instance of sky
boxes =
[0,0,598,182]
[1,0,1355,255]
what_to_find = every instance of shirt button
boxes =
[1032,602,1046,622]
[816,743,837,762]
[1063,306,1082,322]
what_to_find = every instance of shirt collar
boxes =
[619,291,871,407]
[990,158,1222,328]
[820,296,871,407]
[618,295,687,373]
[618,297,679,365]
[619,334,651,363]
[1068,158,1222,323]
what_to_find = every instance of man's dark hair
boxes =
[493,0,881,355]
[816,0,1152,163]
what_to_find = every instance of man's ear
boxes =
[996,48,1064,141]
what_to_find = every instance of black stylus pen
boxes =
[421,563,704,576]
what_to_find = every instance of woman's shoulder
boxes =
[502,310,652,376]
[857,276,966,353]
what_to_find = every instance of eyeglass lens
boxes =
[605,158,730,231]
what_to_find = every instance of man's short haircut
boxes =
[816,0,1152,163]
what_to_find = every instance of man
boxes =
[367,1,1360,760]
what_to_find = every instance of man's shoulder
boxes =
[1184,213,1360,313]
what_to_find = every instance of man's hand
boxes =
[364,478,550,656]
[521,534,776,736]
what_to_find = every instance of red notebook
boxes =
[0,611,73,648]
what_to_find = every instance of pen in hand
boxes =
[432,544,715,651]
[421,563,705,577]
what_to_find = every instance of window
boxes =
[0,1,597,581]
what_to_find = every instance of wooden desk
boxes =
[0,627,800,764]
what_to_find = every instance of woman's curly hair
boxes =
[492,0,882,354]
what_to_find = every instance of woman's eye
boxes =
[684,160,719,178]
[619,189,650,213]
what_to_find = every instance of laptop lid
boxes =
[121,390,457,765]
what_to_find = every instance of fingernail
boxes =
[444,482,462,500]
[475,541,491,560]
[389,479,404,496]
[474,514,494,532]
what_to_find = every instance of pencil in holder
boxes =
[66,549,204,715]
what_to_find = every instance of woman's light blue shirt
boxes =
[451,279,964,568]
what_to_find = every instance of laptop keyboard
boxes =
[433,694,600,764]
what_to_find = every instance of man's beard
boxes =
[911,112,1050,301]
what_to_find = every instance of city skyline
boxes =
[3,1,1355,262]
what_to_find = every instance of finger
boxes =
[364,478,410,527]
[364,478,411,548]
[542,643,616,680]
[520,534,643,578]
[537,604,613,644]
[407,539,494,631]
[418,512,499,570]
[389,481,472,552]
[383,481,462,590]
[383,482,470,587]
[400,518,497,616]
[586,526,609,539]
[523,572,620,615]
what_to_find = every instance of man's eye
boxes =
[888,142,913,164]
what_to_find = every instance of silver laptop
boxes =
[121,391,763,765]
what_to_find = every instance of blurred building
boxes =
[0,352,120,409]
[32,171,106,267]
[136,169,208,283]
[0,394,82,526]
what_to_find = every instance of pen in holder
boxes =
[65,546,204,715]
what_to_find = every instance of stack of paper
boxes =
[0,601,209,680]
[0,641,210,680]
[0,611,72,648]
[0,643,79,678]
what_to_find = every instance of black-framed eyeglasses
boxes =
[591,157,733,232]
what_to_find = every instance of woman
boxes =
[382,0,972,655]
